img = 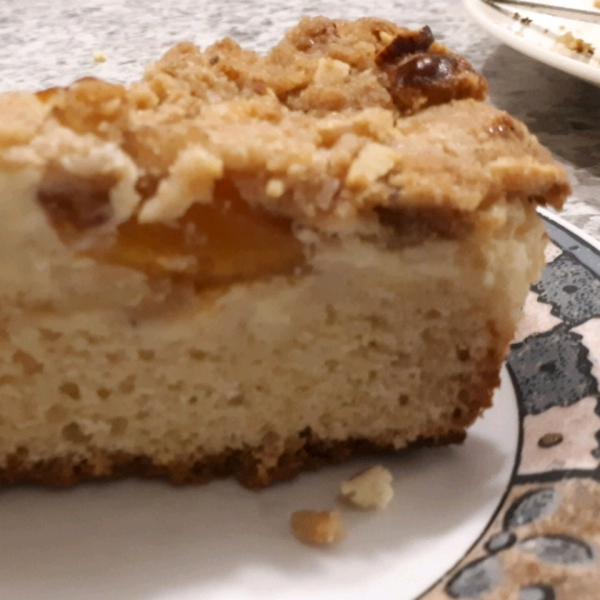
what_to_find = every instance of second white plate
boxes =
[463,0,600,86]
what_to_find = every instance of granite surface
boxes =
[0,0,599,237]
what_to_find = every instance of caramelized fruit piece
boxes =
[375,26,435,64]
[41,178,306,288]
[375,27,487,113]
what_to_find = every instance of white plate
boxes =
[463,0,600,86]
[0,371,518,600]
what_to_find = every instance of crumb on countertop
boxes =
[340,465,394,510]
[93,52,107,63]
[290,510,346,546]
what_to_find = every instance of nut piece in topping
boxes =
[290,510,346,546]
[346,142,401,189]
[340,465,394,510]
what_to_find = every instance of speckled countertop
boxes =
[1,0,599,237]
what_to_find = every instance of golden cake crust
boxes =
[0,426,468,489]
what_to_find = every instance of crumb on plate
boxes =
[340,465,394,510]
[556,32,595,57]
[290,510,346,546]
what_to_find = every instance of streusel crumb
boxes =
[290,510,346,546]
[340,465,394,509]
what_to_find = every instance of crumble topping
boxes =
[375,24,486,113]
[0,17,570,286]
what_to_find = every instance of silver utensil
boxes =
[485,0,600,24]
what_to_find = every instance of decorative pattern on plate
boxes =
[422,213,600,600]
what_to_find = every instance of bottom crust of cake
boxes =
[0,428,467,490]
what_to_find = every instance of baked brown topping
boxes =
[375,25,436,63]
[46,78,128,137]
[30,19,486,285]
[395,54,463,87]
[488,114,525,139]
[385,52,486,111]
[36,79,129,142]
[0,17,569,290]
[376,26,487,112]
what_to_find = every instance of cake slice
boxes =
[0,17,569,488]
